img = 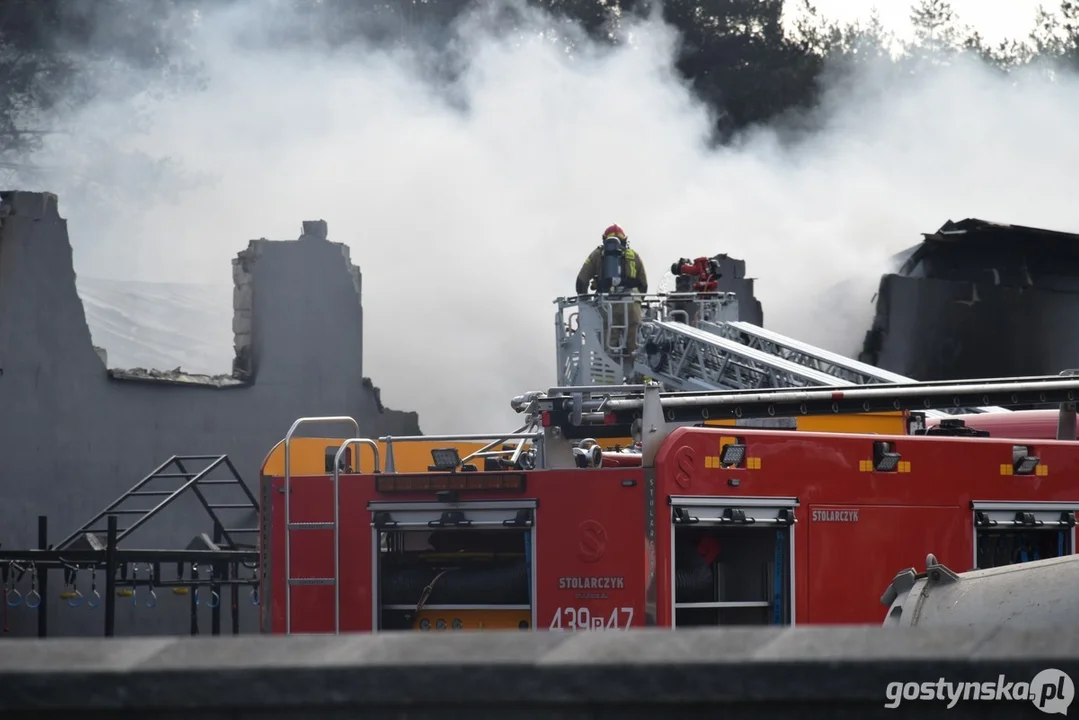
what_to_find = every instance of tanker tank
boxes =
[881,552,1079,628]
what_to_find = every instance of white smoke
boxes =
[22,1,1079,433]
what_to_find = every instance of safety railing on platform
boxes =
[555,293,741,387]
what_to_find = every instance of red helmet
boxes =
[602,224,627,241]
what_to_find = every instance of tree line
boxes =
[1,0,1077,170]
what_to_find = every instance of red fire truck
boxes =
[259,376,1079,634]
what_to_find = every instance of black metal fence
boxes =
[1,515,259,637]
[1,454,260,638]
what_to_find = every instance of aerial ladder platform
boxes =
[555,287,1006,417]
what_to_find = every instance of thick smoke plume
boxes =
[22,1,1079,433]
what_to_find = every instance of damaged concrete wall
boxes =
[0,191,420,637]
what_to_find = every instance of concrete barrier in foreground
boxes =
[2,627,1078,718]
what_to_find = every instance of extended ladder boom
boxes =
[714,320,1008,414]
[638,320,842,389]
[713,320,914,386]
[637,318,1005,416]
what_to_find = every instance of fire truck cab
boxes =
[259,378,1079,634]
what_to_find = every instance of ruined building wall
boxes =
[0,191,420,637]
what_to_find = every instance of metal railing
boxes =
[281,416,359,636]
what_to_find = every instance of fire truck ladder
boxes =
[636,320,1002,416]
[282,416,359,636]
[53,455,257,552]
[709,320,1008,414]
[521,375,1079,443]
[639,320,847,390]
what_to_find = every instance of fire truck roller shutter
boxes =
[972,501,1078,570]
[370,500,536,631]
[382,512,528,605]
[669,496,797,628]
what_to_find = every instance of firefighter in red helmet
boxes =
[575,223,649,359]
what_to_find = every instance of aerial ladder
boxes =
[555,254,1006,417]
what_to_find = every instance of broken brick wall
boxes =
[0,191,420,637]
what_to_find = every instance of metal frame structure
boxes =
[638,320,846,390]
[710,320,920,386]
[53,454,258,552]
[1,453,259,638]
[554,291,1008,416]
[555,293,741,387]
[1,516,259,638]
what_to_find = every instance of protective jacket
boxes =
[576,244,648,295]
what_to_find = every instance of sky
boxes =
[23,0,1079,434]
[804,0,1050,44]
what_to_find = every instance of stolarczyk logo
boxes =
[884,668,1075,714]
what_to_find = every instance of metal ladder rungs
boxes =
[50,454,253,554]
[280,415,363,635]
[288,577,335,586]
[208,503,254,510]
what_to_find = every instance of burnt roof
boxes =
[923,218,1079,246]
[890,217,1079,281]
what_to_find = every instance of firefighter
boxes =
[575,224,648,358]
